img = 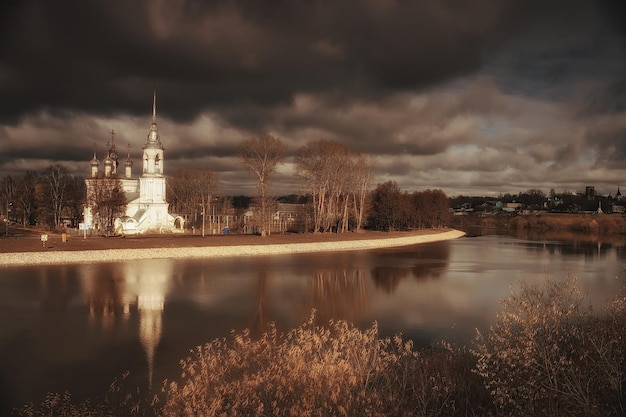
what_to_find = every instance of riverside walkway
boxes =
[0,229,466,266]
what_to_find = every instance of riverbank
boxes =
[451,212,626,235]
[0,228,465,266]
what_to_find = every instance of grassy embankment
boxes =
[452,212,626,236]
[12,279,626,417]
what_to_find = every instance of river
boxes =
[0,232,625,412]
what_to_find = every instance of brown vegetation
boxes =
[474,278,626,417]
[453,213,626,236]
[161,314,482,417]
[10,279,626,417]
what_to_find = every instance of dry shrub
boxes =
[474,278,626,417]
[509,216,528,230]
[596,215,626,234]
[11,392,105,417]
[11,371,158,417]
[161,312,480,417]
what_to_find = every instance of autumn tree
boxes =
[410,189,451,229]
[168,167,219,236]
[368,180,403,231]
[238,134,287,237]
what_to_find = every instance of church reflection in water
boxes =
[76,243,452,389]
[5,237,626,415]
[81,259,171,387]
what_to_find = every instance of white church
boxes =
[83,93,184,234]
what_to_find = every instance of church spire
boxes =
[152,89,157,122]
[146,89,162,147]
[143,90,165,176]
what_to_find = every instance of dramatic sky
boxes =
[1,0,625,197]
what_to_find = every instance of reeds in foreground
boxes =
[12,279,626,417]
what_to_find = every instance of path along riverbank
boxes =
[0,229,465,266]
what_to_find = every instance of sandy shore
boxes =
[0,229,465,266]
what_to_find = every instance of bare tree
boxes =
[238,134,287,236]
[16,171,38,227]
[41,164,69,229]
[66,175,86,228]
[0,175,17,235]
[169,168,219,237]
[295,140,336,233]
[295,140,373,233]
[351,155,375,232]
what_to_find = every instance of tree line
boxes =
[0,164,86,231]
[1,136,451,234]
[368,181,451,231]
[169,135,450,234]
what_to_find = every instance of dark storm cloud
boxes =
[0,0,541,126]
[2,0,626,197]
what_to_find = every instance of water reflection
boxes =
[82,260,170,387]
[372,243,450,291]
[308,270,367,325]
[1,236,625,414]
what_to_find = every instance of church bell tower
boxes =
[142,91,164,177]
[139,91,168,211]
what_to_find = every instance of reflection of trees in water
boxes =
[371,243,451,292]
[372,267,409,293]
[617,245,626,262]
[545,241,613,259]
[38,265,78,314]
[81,264,128,331]
[249,270,269,337]
[518,235,616,259]
[305,269,367,325]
